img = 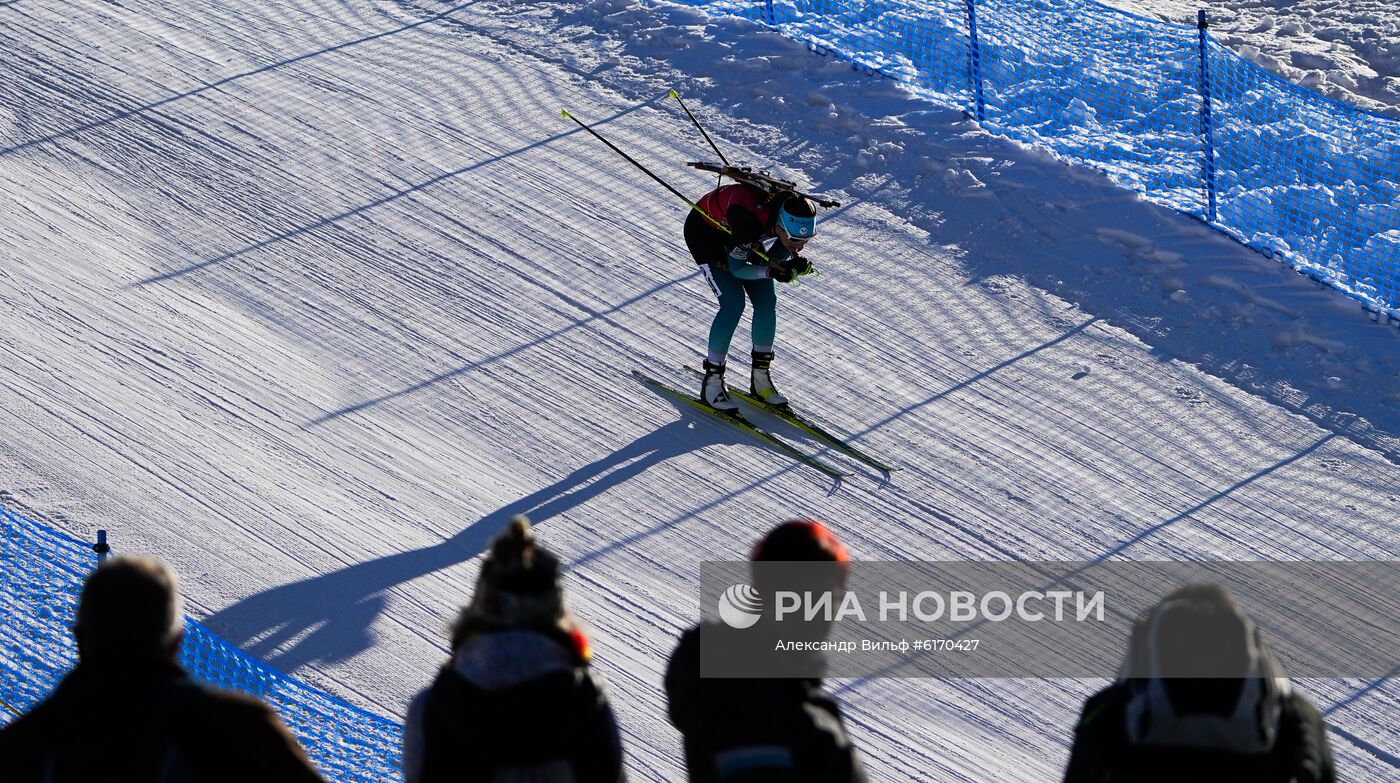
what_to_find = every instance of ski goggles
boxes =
[777,210,816,243]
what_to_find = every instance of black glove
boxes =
[770,254,811,283]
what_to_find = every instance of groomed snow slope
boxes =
[1,0,1397,780]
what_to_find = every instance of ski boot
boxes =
[750,350,790,409]
[701,359,739,412]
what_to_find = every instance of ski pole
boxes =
[560,108,772,264]
[669,90,729,167]
[560,109,726,232]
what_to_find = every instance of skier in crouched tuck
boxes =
[685,181,818,412]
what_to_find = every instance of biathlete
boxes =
[684,182,817,412]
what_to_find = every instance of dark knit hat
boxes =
[465,515,564,627]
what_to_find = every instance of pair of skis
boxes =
[632,368,899,480]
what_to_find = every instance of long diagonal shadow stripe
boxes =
[1326,724,1400,768]
[851,316,1100,441]
[135,97,660,285]
[0,2,479,157]
[308,274,689,424]
[1088,432,1335,563]
[829,432,1340,693]
[1324,665,1399,717]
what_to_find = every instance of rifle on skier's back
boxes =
[686,161,840,209]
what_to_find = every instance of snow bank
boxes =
[1111,0,1400,118]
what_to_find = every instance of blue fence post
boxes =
[964,0,987,122]
[93,529,110,563]
[1196,10,1218,223]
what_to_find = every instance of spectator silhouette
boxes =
[1063,583,1336,782]
[665,519,868,782]
[403,515,624,782]
[0,556,323,781]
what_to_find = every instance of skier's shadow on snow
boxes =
[203,417,728,672]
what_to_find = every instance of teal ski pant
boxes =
[707,265,776,363]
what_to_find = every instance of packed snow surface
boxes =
[1112,0,1400,116]
[1,0,1397,780]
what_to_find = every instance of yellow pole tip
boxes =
[561,109,570,118]
[669,89,678,98]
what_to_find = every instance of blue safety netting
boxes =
[1207,38,1400,311]
[0,506,84,725]
[975,0,1204,216]
[0,505,401,781]
[775,0,972,110]
[673,0,1400,319]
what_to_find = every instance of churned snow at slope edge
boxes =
[1111,0,1400,117]
[0,0,1396,781]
